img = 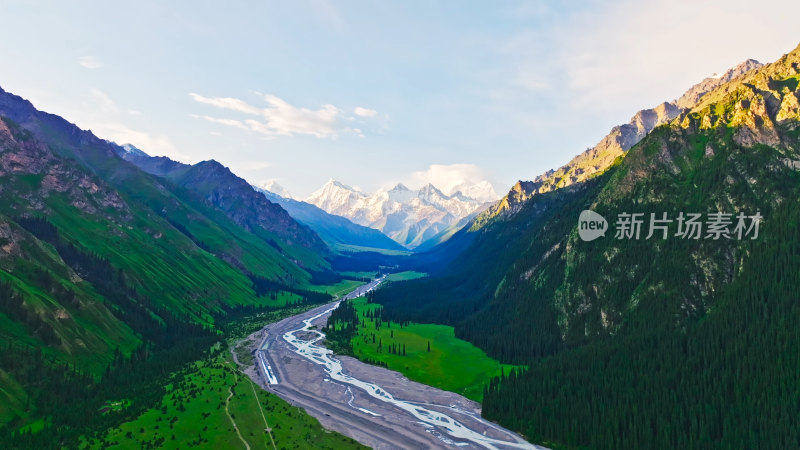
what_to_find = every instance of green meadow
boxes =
[310,279,366,298]
[348,294,521,402]
[384,271,428,282]
[87,350,364,450]
[332,243,412,256]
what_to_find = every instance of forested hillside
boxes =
[374,42,800,448]
[0,88,335,445]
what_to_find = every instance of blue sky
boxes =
[1,1,799,198]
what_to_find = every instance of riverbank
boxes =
[243,302,541,449]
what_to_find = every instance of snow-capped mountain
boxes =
[305,179,367,215]
[253,184,407,252]
[258,180,293,199]
[444,180,498,203]
[305,179,497,248]
[120,143,149,158]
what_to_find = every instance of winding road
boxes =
[239,278,543,449]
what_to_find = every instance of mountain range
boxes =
[374,43,800,448]
[258,180,293,199]
[253,185,408,253]
[305,179,497,248]
[116,146,330,265]
[2,33,800,450]
[0,82,341,437]
[486,58,765,218]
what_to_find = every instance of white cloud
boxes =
[479,0,800,139]
[407,163,495,195]
[189,92,375,139]
[93,122,177,156]
[353,106,378,117]
[190,114,248,129]
[188,93,262,115]
[74,88,178,157]
[78,55,103,69]
[90,88,118,114]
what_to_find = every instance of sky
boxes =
[1,1,799,199]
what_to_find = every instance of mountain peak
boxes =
[390,183,410,191]
[195,159,231,174]
[258,180,293,199]
[324,178,359,192]
[120,143,149,157]
[485,54,767,219]
[676,58,764,108]
[444,180,498,203]
[306,178,367,215]
[419,183,445,196]
[307,178,488,247]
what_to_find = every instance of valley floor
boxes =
[348,293,521,402]
[244,302,540,449]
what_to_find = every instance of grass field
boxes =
[0,367,29,427]
[385,271,428,282]
[339,271,377,280]
[309,279,367,298]
[348,296,521,402]
[86,350,364,450]
[332,243,412,256]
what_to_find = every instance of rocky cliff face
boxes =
[0,118,129,220]
[487,102,680,218]
[681,47,799,147]
[499,41,800,347]
[486,58,765,219]
[675,58,763,108]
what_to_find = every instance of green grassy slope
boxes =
[384,271,427,282]
[159,160,331,272]
[0,91,332,438]
[89,351,364,450]
[0,86,324,288]
[0,117,302,322]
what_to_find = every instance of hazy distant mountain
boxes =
[437,179,498,203]
[254,185,408,252]
[120,143,149,158]
[258,180,293,200]
[306,179,495,248]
